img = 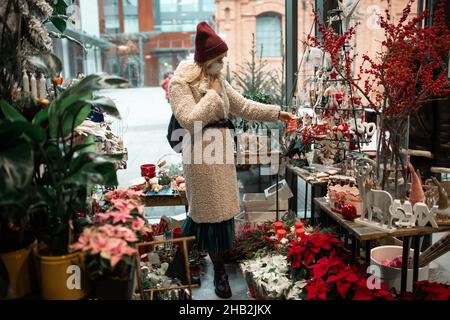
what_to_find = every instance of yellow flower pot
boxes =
[33,246,89,300]
[0,240,37,299]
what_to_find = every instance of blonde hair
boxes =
[188,54,226,85]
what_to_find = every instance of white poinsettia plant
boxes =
[241,254,311,300]
[240,254,293,299]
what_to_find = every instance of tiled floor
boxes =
[191,257,249,300]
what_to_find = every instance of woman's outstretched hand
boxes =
[279,111,298,123]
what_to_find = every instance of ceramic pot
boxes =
[0,238,36,299]
[93,266,136,300]
[33,246,88,300]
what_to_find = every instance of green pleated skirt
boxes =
[181,216,235,253]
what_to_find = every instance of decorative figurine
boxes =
[431,177,450,218]
[408,162,425,207]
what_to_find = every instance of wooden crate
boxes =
[243,193,289,212]
[245,211,288,223]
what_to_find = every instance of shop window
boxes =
[180,0,199,12]
[161,0,178,12]
[103,0,120,34]
[123,0,139,33]
[225,7,230,21]
[202,0,215,12]
[256,13,282,57]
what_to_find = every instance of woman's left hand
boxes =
[279,111,298,123]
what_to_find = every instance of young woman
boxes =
[166,22,296,299]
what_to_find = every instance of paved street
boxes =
[99,87,186,220]
[99,87,177,187]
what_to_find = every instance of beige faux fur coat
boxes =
[169,60,281,223]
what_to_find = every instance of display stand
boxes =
[286,162,328,223]
[135,236,199,300]
[314,197,450,294]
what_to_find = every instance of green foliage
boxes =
[0,56,127,255]
[231,34,285,132]
[47,0,69,15]
[45,0,85,49]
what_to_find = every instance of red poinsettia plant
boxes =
[287,230,350,279]
[412,280,450,300]
[305,253,395,300]
[287,230,450,300]
[288,231,398,300]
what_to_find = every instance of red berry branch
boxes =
[358,0,450,119]
[306,0,450,119]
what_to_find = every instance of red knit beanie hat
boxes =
[194,22,228,64]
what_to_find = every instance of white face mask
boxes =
[207,62,224,75]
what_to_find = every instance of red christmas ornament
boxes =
[341,203,359,221]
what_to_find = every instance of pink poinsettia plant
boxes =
[95,188,151,239]
[70,224,137,280]
[71,188,149,280]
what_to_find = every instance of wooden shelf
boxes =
[314,197,450,241]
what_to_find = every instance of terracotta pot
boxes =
[33,246,88,300]
[0,239,37,299]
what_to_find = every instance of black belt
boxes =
[204,119,235,129]
[204,119,238,145]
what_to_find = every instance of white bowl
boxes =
[370,245,429,292]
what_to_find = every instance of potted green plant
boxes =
[31,73,125,300]
[0,104,40,299]
[0,68,127,299]
[231,34,286,161]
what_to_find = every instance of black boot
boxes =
[165,244,201,287]
[209,251,232,299]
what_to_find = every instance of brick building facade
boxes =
[98,0,214,86]
[215,0,416,95]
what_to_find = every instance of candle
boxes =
[274,221,284,232]
[30,73,37,98]
[276,229,287,240]
[295,228,304,237]
[295,221,304,230]
[38,74,46,99]
[22,70,29,92]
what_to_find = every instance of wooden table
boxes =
[142,189,188,209]
[286,163,328,222]
[314,197,450,294]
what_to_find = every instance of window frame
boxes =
[255,12,283,58]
